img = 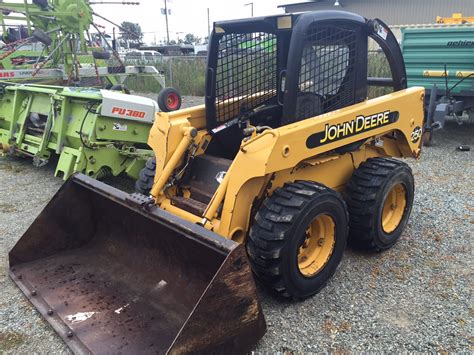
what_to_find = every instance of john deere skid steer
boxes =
[9,11,424,353]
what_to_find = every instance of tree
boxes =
[183,33,201,45]
[119,21,143,48]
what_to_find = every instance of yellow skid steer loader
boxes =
[9,11,424,353]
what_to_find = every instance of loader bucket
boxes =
[9,174,266,354]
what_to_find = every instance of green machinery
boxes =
[0,0,164,88]
[402,24,474,143]
[0,82,158,180]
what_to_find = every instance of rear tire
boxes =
[157,87,181,112]
[92,51,111,60]
[135,157,156,195]
[247,181,348,299]
[344,157,414,251]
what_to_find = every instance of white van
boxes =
[125,50,163,63]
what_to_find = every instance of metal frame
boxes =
[205,11,408,131]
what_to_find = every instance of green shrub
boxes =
[123,53,393,99]
[368,51,393,98]
[123,57,207,96]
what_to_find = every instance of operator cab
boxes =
[203,11,407,159]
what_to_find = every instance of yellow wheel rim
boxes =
[381,183,407,233]
[297,214,335,277]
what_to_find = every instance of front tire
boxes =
[247,181,349,299]
[344,157,414,251]
[135,156,156,195]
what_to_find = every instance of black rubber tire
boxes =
[344,157,414,252]
[92,51,111,60]
[157,87,181,112]
[32,29,52,46]
[110,84,130,94]
[33,0,49,9]
[247,181,349,299]
[134,157,156,195]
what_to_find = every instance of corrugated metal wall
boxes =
[402,27,474,96]
[282,0,474,26]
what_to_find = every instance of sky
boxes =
[91,0,302,44]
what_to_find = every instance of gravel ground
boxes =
[0,98,472,352]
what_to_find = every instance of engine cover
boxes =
[100,90,158,123]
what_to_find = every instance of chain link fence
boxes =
[123,56,207,96]
[122,50,391,99]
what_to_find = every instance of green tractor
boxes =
[0,0,165,89]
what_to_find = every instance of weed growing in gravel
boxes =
[0,162,24,173]
[0,203,17,213]
[0,331,26,351]
[322,319,352,335]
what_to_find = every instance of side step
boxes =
[170,195,207,216]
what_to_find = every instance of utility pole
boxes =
[112,27,116,50]
[164,0,170,44]
[244,2,254,17]
[207,8,211,39]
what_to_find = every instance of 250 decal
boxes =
[111,106,146,118]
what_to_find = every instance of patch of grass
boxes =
[0,163,24,173]
[0,203,18,213]
[124,57,207,96]
[123,53,392,99]
[368,51,393,99]
[321,319,352,334]
[389,264,413,281]
[0,331,26,352]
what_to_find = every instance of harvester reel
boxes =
[55,0,93,33]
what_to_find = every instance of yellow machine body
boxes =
[148,87,424,242]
